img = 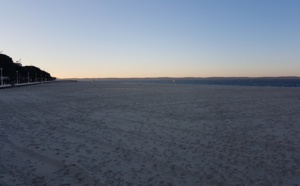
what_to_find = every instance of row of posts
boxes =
[0,68,48,86]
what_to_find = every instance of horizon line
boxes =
[57,76,300,80]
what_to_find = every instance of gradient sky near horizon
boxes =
[1,0,299,78]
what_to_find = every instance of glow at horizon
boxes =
[1,0,299,78]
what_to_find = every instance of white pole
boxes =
[0,68,3,86]
[16,71,18,84]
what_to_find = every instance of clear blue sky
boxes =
[1,0,299,78]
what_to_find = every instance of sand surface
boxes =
[0,81,300,185]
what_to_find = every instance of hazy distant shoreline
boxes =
[59,77,300,87]
[61,76,300,81]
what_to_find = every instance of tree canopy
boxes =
[0,53,56,84]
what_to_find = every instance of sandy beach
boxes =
[0,81,300,185]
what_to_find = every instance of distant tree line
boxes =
[0,53,56,85]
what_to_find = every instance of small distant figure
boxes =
[173,79,176,84]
